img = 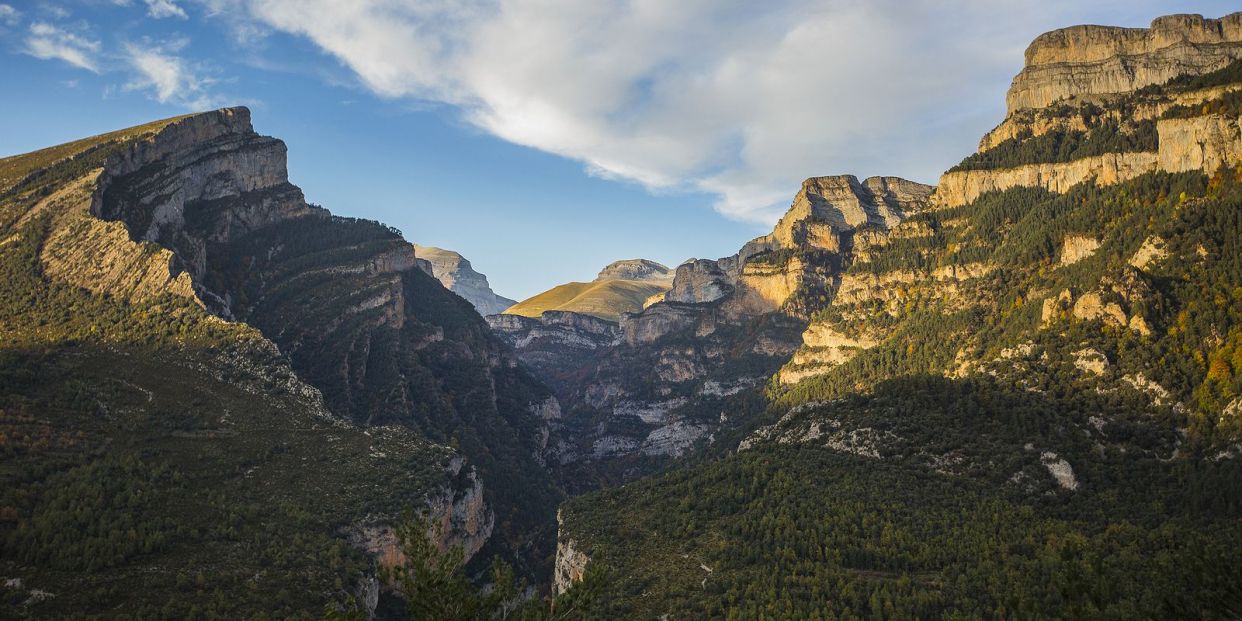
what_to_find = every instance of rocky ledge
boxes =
[1008,12,1242,112]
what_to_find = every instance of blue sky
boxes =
[0,1,1236,299]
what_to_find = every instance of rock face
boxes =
[1007,13,1242,112]
[769,176,930,246]
[412,244,516,315]
[936,13,1242,208]
[552,512,590,595]
[936,114,1242,207]
[1060,235,1100,266]
[596,258,673,283]
[487,310,621,387]
[936,152,1159,207]
[82,107,559,575]
[665,259,734,304]
[502,173,928,490]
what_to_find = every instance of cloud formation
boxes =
[0,4,20,27]
[145,0,188,19]
[24,21,101,72]
[219,0,1233,222]
[123,39,218,108]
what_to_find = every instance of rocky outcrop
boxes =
[1007,13,1242,113]
[937,113,1242,207]
[553,512,590,596]
[1060,235,1100,266]
[413,244,516,315]
[665,259,733,304]
[762,175,933,252]
[487,311,621,384]
[595,258,673,283]
[1040,451,1079,491]
[1157,114,1242,172]
[622,302,703,345]
[349,464,492,570]
[1129,236,1169,270]
[37,174,200,304]
[935,152,1159,207]
[779,325,878,384]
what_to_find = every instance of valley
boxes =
[2,9,1242,621]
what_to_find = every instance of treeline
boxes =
[948,120,1157,173]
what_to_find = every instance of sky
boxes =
[0,1,1237,300]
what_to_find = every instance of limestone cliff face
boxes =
[1007,13,1242,113]
[487,310,621,389]
[412,244,516,315]
[553,511,589,596]
[936,114,1242,207]
[664,259,734,304]
[765,175,933,251]
[349,460,494,572]
[936,152,1159,207]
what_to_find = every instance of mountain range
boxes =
[3,10,1242,620]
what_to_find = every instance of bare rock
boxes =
[1008,13,1242,113]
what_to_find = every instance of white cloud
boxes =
[144,0,187,19]
[0,4,20,27]
[123,40,218,108]
[24,21,100,72]
[225,0,1231,223]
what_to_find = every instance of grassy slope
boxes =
[0,114,190,191]
[504,279,669,322]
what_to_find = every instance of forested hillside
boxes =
[551,29,1242,620]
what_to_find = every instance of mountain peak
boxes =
[412,244,516,315]
[595,259,673,283]
[769,174,933,249]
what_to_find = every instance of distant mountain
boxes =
[501,259,672,322]
[412,244,516,315]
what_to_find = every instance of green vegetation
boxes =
[1163,89,1242,119]
[505,279,670,322]
[556,161,1242,617]
[947,120,1158,172]
[561,437,1242,619]
[329,512,603,621]
[1164,58,1242,92]
[0,216,452,617]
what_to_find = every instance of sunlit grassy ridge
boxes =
[504,279,668,322]
[0,113,192,192]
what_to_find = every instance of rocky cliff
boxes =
[507,174,930,490]
[937,114,1242,206]
[412,244,516,315]
[1007,13,1242,112]
[487,310,621,390]
[937,13,1242,207]
[0,108,563,614]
